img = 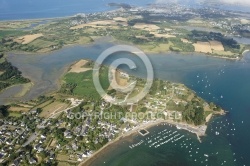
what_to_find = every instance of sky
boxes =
[218,0,250,5]
[155,0,250,6]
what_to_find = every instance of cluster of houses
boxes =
[69,8,130,27]
[0,119,31,164]
[144,83,188,111]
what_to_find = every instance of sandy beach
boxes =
[68,59,91,73]
[79,119,208,166]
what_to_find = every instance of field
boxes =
[39,101,69,118]
[0,57,5,63]
[133,23,160,31]
[193,42,212,53]
[61,67,109,99]
[76,36,93,44]
[150,32,176,38]
[8,106,30,112]
[137,42,173,53]
[70,20,118,30]
[49,138,57,148]
[0,20,39,29]
[113,17,127,22]
[192,40,233,56]
[56,154,70,161]
[209,41,224,51]
[18,103,34,108]
[0,30,27,39]
[181,38,192,43]
[33,100,54,110]
[116,71,129,87]
[28,38,55,48]
[212,50,235,56]
[9,112,22,117]
[68,60,91,73]
[57,162,77,166]
[109,69,129,89]
[15,33,44,44]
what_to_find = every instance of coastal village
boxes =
[66,4,249,57]
[0,58,225,165]
[0,2,249,166]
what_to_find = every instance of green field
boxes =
[60,67,110,100]
[0,30,27,39]
[9,112,22,117]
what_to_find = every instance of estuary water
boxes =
[3,40,250,165]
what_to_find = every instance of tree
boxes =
[37,108,43,114]
[0,105,9,118]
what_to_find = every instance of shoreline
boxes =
[0,15,73,23]
[79,108,226,166]
[3,38,245,104]
[79,118,213,166]
[0,6,123,22]
[0,83,33,105]
[1,35,247,63]
[112,38,246,60]
[6,36,114,56]
[7,39,247,61]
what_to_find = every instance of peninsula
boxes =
[0,3,248,166]
[0,59,225,165]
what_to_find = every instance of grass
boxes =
[9,112,22,117]
[137,42,172,53]
[212,50,236,56]
[0,20,38,29]
[39,101,69,118]
[62,67,109,99]
[28,38,56,48]
[57,154,70,161]
[204,111,213,117]
[9,106,30,112]
[0,30,27,39]
[33,99,54,110]
[0,57,5,63]
[77,36,93,44]
[57,162,77,166]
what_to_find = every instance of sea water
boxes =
[4,41,250,165]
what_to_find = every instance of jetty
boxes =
[138,129,149,136]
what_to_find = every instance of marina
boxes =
[123,121,240,166]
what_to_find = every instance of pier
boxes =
[138,129,150,136]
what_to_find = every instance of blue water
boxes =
[5,41,250,165]
[86,52,250,166]
[1,0,250,21]
[0,0,152,20]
